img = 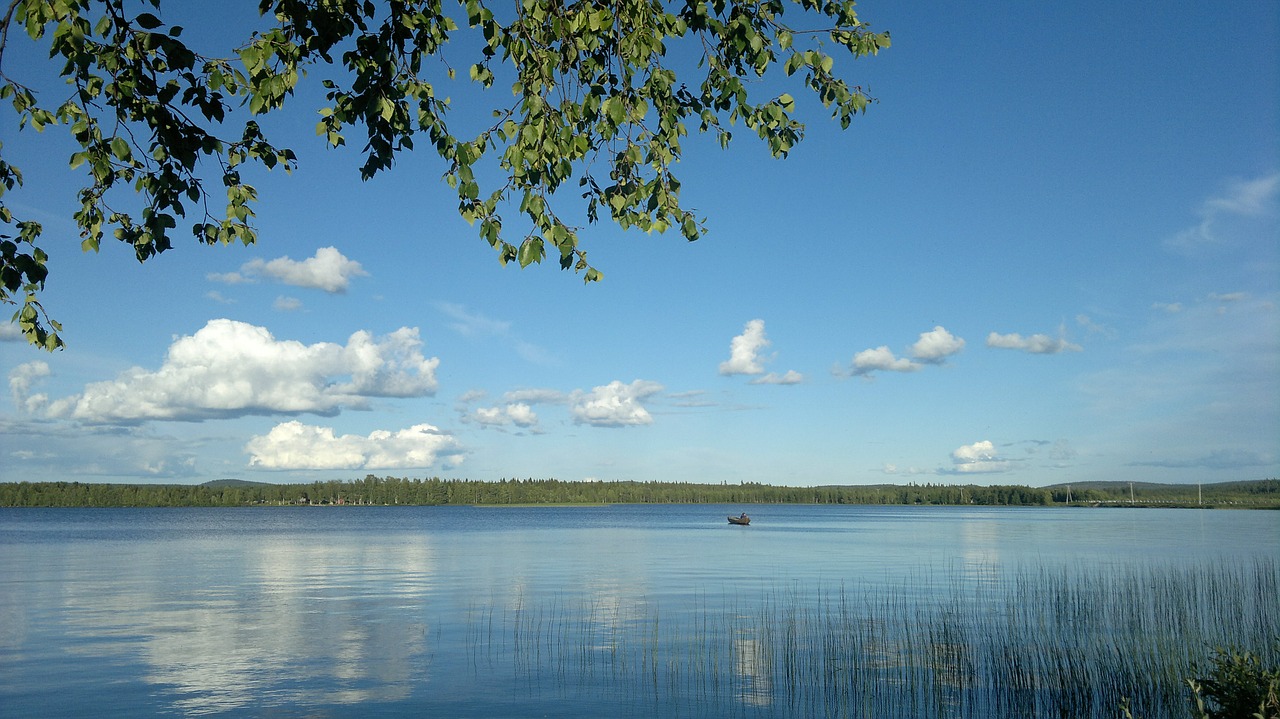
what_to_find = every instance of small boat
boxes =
[727,514,750,525]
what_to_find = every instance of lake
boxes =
[1,504,1276,718]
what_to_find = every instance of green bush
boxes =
[1188,645,1280,719]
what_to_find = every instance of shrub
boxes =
[1188,645,1280,719]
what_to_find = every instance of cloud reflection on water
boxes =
[55,535,435,714]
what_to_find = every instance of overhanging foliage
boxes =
[0,0,889,348]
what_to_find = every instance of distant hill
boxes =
[200,479,274,488]
[1044,479,1277,492]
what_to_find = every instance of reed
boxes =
[467,559,1279,718]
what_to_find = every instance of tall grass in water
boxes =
[469,559,1279,718]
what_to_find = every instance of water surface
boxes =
[1,504,1275,717]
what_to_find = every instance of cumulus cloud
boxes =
[471,403,539,429]
[719,319,770,376]
[208,247,368,292]
[911,326,966,363]
[848,326,965,377]
[246,420,463,470]
[0,322,22,341]
[46,319,439,423]
[1166,173,1278,251]
[720,319,803,383]
[948,440,1011,474]
[851,346,921,376]
[570,380,663,427]
[9,361,51,412]
[986,331,1082,354]
[505,403,538,427]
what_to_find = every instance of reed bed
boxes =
[467,559,1279,718]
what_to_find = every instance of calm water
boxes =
[1,504,1276,718]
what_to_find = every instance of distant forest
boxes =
[0,477,1276,509]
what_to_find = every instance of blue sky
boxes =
[2,1,1276,487]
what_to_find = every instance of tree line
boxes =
[1,477,1275,508]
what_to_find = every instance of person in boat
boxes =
[739,512,748,520]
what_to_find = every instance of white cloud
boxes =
[504,388,567,405]
[2,420,203,480]
[205,271,253,285]
[273,296,303,312]
[570,380,663,427]
[47,320,439,423]
[719,319,770,376]
[208,247,368,293]
[986,331,1082,354]
[881,463,929,476]
[505,403,538,427]
[847,326,964,377]
[1153,302,1183,314]
[1166,172,1279,251]
[910,326,965,363]
[750,370,805,385]
[456,389,488,404]
[472,403,539,429]
[720,319,803,383]
[0,322,21,341]
[948,440,1011,474]
[952,440,996,463]
[9,361,50,412]
[472,406,505,425]
[245,420,463,470]
[851,346,921,376]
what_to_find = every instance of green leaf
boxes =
[109,137,131,160]
[135,13,163,30]
[518,237,543,267]
[604,96,626,127]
